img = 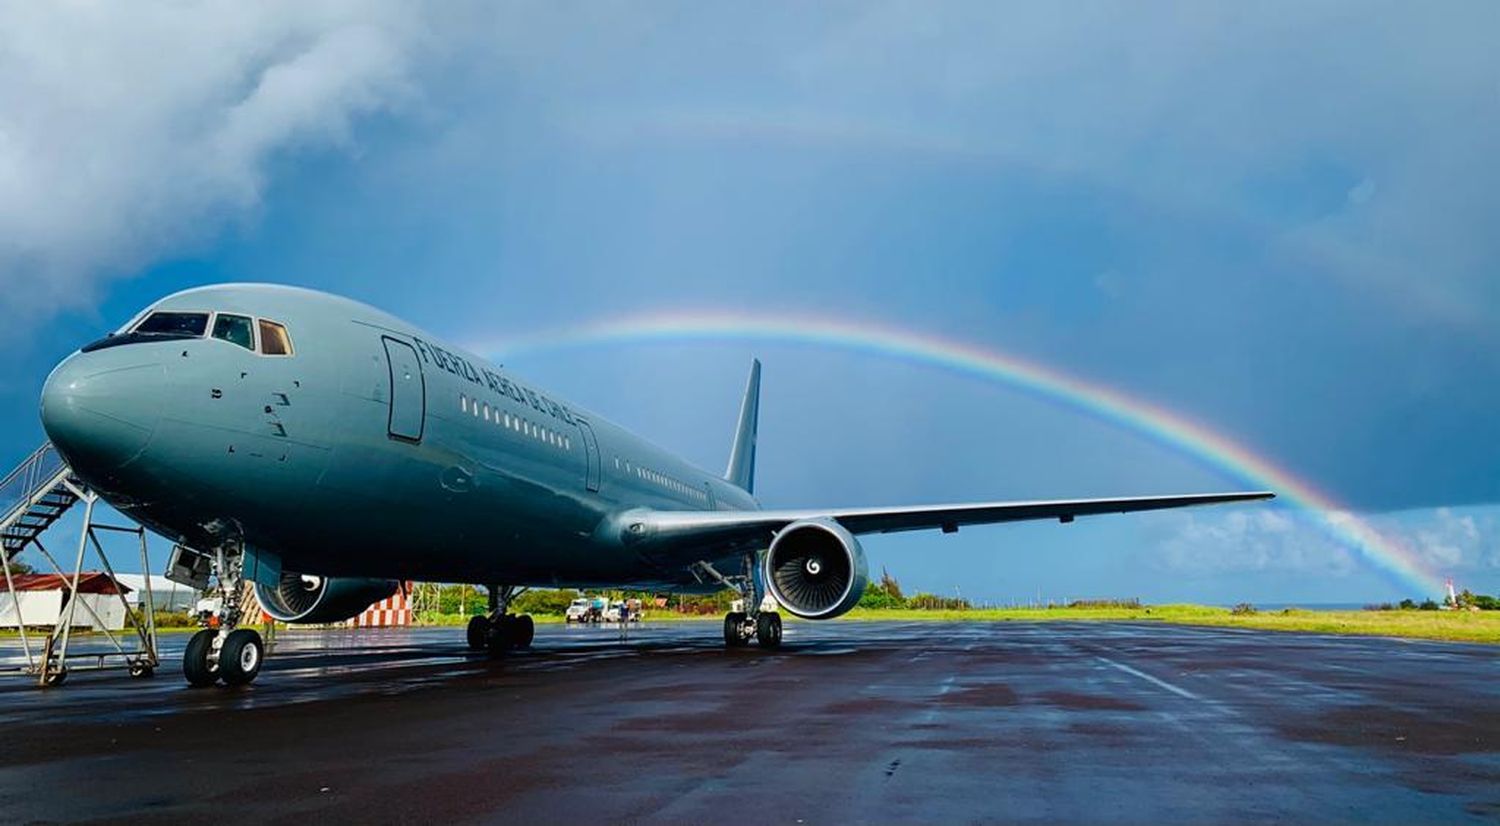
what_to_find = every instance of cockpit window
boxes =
[79,309,214,354]
[211,313,255,351]
[134,311,209,337]
[258,319,293,356]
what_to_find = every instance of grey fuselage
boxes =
[40,284,759,589]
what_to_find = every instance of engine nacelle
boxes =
[254,572,401,624]
[764,519,869,619]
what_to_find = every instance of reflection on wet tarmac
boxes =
[0,621,1496,823]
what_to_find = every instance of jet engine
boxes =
[254,572,401,624]
[763,519,869,619]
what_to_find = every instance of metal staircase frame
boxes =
[1,443,159,687]
[2,443,75,556]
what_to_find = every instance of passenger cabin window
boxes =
[258,319,293,356]
[211,314,255,351]
[134,311,209,337]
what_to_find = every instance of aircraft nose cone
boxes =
[40,353,164,475]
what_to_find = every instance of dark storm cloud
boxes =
[4,1,1497,515]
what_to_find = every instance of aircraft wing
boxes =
[628,490,1275,560]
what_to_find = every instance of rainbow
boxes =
[475,311,1444,597]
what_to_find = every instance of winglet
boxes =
[725,359,761,494]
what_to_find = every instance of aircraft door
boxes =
[382,337,425,442]
[577,419,601,492]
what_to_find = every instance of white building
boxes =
[113,574,198,614]
[0,572,131,631]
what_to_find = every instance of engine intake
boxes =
[764,519,868,619]
[254,572,400,624]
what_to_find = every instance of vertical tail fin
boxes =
[725,359,761,494]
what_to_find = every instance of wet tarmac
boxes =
[0,620,1497,824]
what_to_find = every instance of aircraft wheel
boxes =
[129,662,155,679]
[723,612,749,647]
[756,612,783,648]
[486,616,515,657]
[183,628,219,688]
[466,615,490,650]
[514,614,535,649]
[218,629,264,687]
[42,668,68,687]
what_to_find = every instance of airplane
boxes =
[37,283,1273,687]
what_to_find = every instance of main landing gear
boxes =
[465,585,535,657]
[183,537,265,688]
[696,555,783,650]
[723,610,782,648]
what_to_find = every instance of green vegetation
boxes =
[393,575,1500,646]
[134,608,198,628]
[838,603,1500,644]
[840,571,1500,644]
[2,558,33,575]
[859,567,971,611]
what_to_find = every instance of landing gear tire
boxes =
[724,612,750,647]
[487,616,515,657]
[129,662,155,679]
[42,668,67,687]
[486,614,535,655]
[467,615,490,650]
[756,612,783,648]
[183,628,219,688]
[218,629,264,687]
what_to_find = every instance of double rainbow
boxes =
[476,311,1443,597]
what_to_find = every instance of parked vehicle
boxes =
[566,595,642,623]
[564,598,599,623]
[604,600,642,623]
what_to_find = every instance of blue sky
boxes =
[2,2,1497,603]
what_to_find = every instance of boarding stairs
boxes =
[1,443,82,563]
[0,442,158,686]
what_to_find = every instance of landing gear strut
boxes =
[465,585,535,656]
[183,537,265,688]
[698,555,782,650]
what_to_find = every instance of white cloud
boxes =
[1146,505,1500,589]
[1346,178,1377,207]
[1144,507,1358,577]
[0,1,426,321]
[1407,507,1489,572]
[5,2,1496,346]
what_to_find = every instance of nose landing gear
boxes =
[181,537,267,687]
[185,626,264,687]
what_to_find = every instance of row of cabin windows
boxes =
[613,456,709,503]
[455,390,707,503]
[132,310,293,356]
[460,394,572,451]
